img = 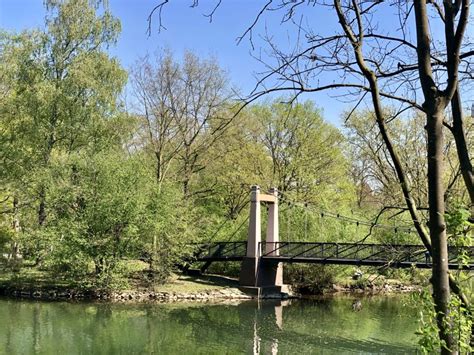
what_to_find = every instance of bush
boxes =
[284,264,338,294]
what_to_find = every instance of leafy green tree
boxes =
[251,100,353,205]
[0,0,126,268]
[198,108,270,219]
[0,0,126,226]
[33,150,147,281]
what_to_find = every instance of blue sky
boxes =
[1,1,472,126]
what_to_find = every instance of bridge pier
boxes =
[239,186,284,290]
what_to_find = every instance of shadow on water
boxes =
[0,295,417,354]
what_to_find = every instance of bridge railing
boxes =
[191,241,247,260]
[259,241,474,268]
[190,241,473,269]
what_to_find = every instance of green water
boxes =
[0,296,418,354]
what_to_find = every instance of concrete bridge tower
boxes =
[239,186,284,291]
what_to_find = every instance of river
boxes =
[0,295,418,354]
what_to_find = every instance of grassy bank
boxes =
[0,259,428,302]
[0,261,240,295]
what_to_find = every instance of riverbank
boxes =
[0,279,257,303]
[0,270,422,303]
[0,272,252,302]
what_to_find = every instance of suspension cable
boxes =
[277,194,414,233]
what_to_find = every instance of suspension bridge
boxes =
[190,186,473,291]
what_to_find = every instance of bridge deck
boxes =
[192,241,474,270]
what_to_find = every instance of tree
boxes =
[251,100,351,205]
[131,50,234,196]
[40,150,150,282]
[1,0,126,267]
[130,51,182,190]
[346,109,471,211]
[198,107,270,219]
[150,1,473,351]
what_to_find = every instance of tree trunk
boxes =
[149,234,157,277]
[38,187,46,226]
[427,106,454,353]
[9,196,21,265]
[333,2,470,324]
[95,257,106,276]
[155,150,163,188]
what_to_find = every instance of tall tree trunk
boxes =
[427,107,454,353]
[334,0,469,320]
[38,131,55,227]
[12,196,20,234]
[413,0,468,350]
[36,189,47,268]
[9,196,21,264]
[182,153,191,197]
[148,234,158,280]
[183,179,189,197]
[155,150,163,188]
[38,186,46,226]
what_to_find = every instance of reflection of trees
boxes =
[0,298,417,353]
[280,297,416,353]
[32,303,41,353]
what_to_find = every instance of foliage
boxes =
[0,0,127,287]
[416,290,473,354]
[251,100,353,204]
[415,206,473,353]
[416,290,444,353]
[2,1,361,290]
[44,151,149,276]
[285,264,339,294]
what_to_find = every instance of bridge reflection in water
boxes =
[252,300,286,355]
